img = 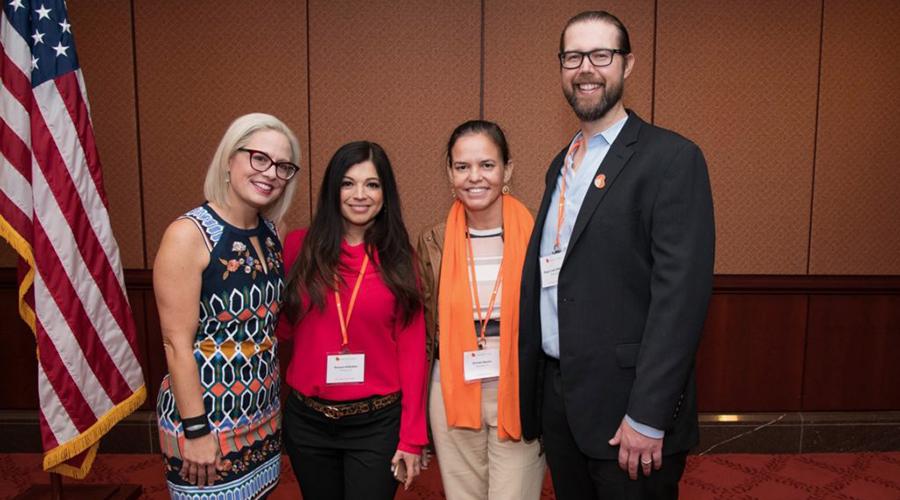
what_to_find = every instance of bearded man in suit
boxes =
[518,10,715,500]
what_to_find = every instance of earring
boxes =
[225,171,230,184]
[451,188,456,199]
[502,184,511,195]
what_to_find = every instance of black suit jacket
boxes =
[518,111,715,459]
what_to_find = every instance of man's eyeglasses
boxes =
[558,49,627,69]
[237,148,299,180]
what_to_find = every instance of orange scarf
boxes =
[437,194,533,440]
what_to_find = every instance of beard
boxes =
[563,77,624,122]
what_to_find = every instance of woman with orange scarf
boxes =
[417,120,546,500]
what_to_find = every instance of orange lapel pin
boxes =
[594,174,606,189]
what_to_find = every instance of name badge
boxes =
[539,251,565,288]
[463,348,500,382]
[326,353,365,384]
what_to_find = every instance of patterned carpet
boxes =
[2,452,899,499]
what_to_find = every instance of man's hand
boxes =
[608,417,663,480]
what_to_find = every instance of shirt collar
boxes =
[585,113,629,148]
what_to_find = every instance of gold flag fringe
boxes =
[2,215,148,479]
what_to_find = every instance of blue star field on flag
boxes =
[4,0,80,86]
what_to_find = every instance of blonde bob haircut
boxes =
[203,113,302,222]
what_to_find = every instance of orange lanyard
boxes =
[555,134,584,253]
[334,254,369,349]
[466,232,503,348]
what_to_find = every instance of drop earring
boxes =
[502,184,511,195]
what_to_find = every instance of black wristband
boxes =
[181,414,211,439]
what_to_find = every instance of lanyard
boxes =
[555,134,584,253]
[466,232,503,348]
[334,254,369,349]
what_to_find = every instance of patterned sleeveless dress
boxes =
[156,203,284,499]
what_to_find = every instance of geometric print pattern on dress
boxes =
[181,205,225,248]
[157,280,284,456]
[166,452,281,500]
[156,203,286,499]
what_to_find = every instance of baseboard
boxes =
[696,411,900,454]
[3,410,898,455]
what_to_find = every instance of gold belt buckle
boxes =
[322,404,341,419]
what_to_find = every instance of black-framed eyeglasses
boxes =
[237,148,299,180]
[558,49,628,69]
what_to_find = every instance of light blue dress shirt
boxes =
[538,115,664,439]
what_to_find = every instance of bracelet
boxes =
[181,414,211,439]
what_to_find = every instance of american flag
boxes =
[0,0,145,478]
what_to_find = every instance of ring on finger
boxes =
[641,457,652,465]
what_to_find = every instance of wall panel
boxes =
[0,286,39,409]
[695,294,807,411]
[803,295,900,409]
[143,287,166,406]
[484,1,654,213]
[134,1,310,265]
[0,248,12,268]
[67,0,144,268]
[655,0,821,274]
[125,288,152,409]
[809,0,900,274]
[307,0,480,238]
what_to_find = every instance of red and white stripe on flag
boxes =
[1,0,145,479]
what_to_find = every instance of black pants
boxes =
[541,358,686,500]
[283,392,400,500]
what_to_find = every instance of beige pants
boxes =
[429,338,545,500]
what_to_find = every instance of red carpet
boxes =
[2,452,899,499]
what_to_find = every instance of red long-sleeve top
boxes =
[278,229,427,454]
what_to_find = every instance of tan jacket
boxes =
[415,221,445,374]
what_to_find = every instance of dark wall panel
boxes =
[696,294,808,411]
[126,289,152,410]
[0,287,39,409]
[803,295,900,409]
[143,288,166,407]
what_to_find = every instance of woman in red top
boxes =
[279,141,426,499]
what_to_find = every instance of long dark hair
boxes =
[283,141,422,326]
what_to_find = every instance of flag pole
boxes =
[50,472,62,500]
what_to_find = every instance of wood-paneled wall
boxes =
[2,2,899,413]
[3,273,899,412]
[1,0,898,273]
